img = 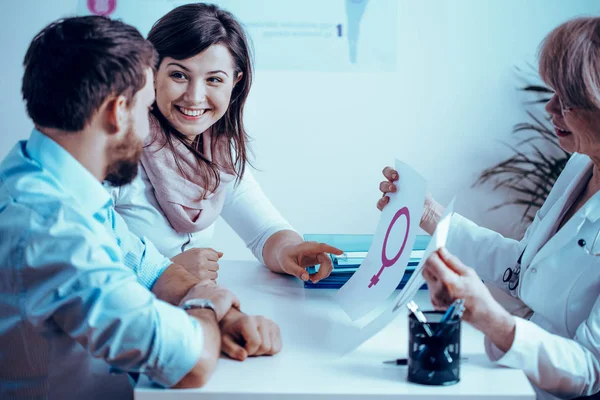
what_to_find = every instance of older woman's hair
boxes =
[539,17,600,110]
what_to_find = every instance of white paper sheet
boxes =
[335,199,455,353]
[391,198,455,312]
[335,159,426,320]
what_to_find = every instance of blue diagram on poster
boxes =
[79,0,397,71]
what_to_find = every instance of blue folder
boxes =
[302,234,430,290]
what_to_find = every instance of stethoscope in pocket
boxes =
[503,249,524,291]
[503,229,600,291]
[577,230,600,256]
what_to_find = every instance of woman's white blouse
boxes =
[447,153,600,400]
[109,165,295,262]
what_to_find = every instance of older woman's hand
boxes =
[422,247,516,352]
[376,166,399,211]
[376,166,443,235]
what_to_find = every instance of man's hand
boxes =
[219,308,282,361]
[276,242,343,283]
[180,283,240,321]
[171,247,222,283]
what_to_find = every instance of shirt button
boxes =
[530,268,537,273]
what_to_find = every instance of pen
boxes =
[383,358,409,365]
[383,357,468,365]
[406,300,434,337]
[435,299,464,338]
[440,299,461,323]
[452,300,466,320]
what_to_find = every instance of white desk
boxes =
[135,261,535,399]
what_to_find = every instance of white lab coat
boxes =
[446,152,600,400]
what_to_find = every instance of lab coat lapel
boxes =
[585,192,600,225]
[528,161,593,266]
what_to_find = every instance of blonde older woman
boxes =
[379,17,600,400]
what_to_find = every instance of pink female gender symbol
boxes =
[368,207,410,288]
[87,0,117,16]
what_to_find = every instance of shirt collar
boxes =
[26,129,111,215]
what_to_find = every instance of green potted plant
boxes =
[474,70,570,223]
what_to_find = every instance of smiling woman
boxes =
[147,2,251,195]
[540,18,600,158]
[108,3,342,286]
[156,47,241,141]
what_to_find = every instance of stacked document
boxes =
[303,234,430,289]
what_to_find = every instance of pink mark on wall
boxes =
[87,0,117,16]
[368,207,410,288]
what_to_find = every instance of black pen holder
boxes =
[408,311,461,386]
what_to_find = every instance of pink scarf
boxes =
[141,114,236,234]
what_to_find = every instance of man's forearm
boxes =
[173,309,221,388]
[152,263,200,305]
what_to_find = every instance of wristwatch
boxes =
[180,298,217,316]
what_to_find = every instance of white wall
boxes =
[1,1,598,260]
[0,0,76,158]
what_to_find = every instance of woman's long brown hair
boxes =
[147,3,253,195]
